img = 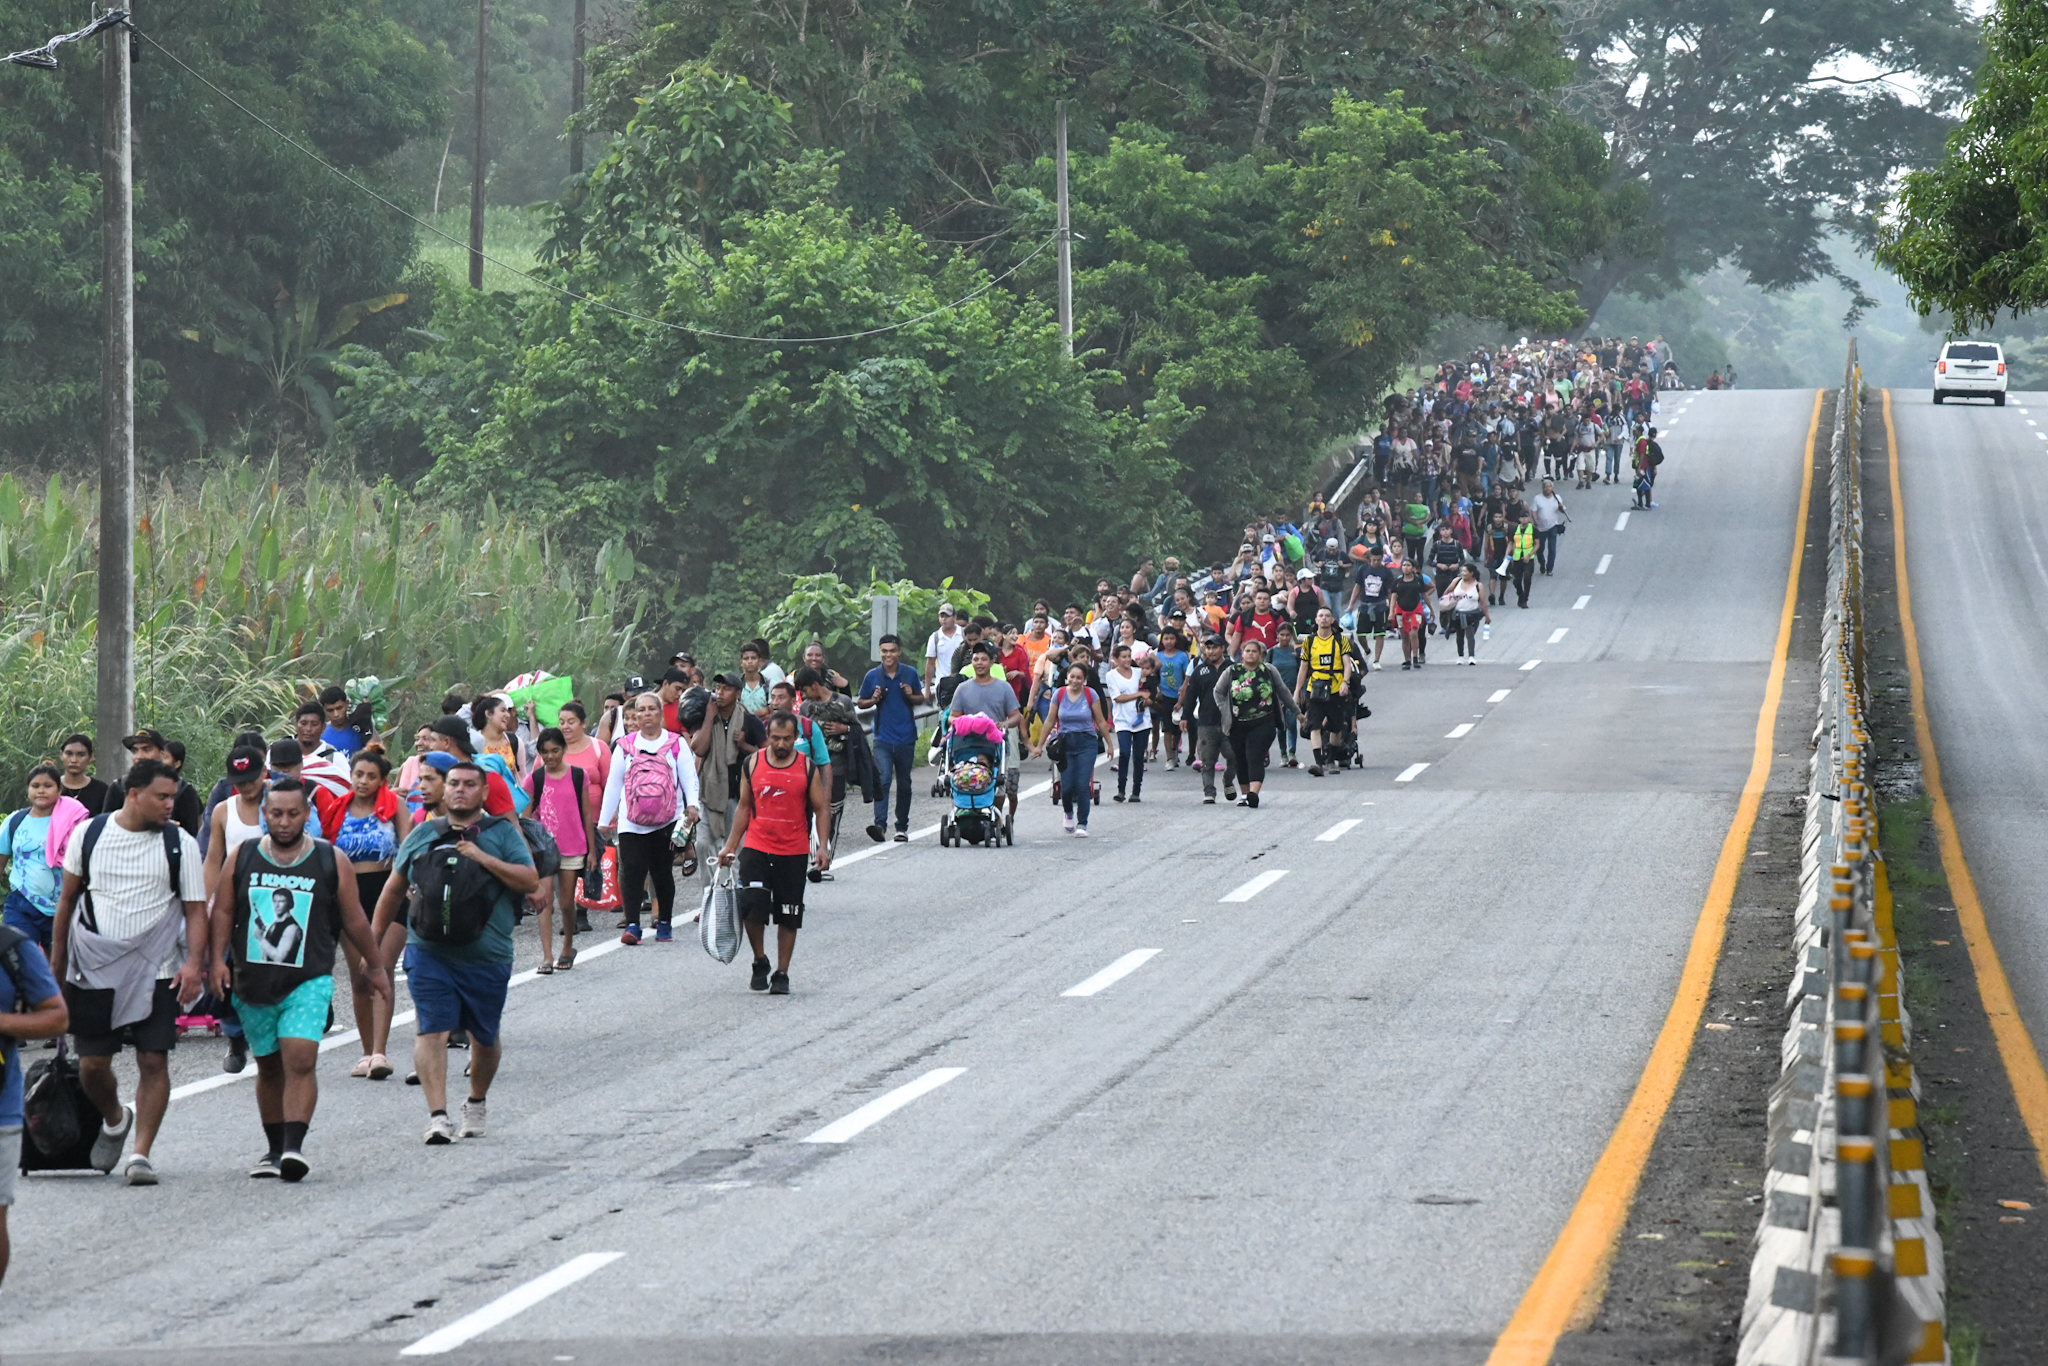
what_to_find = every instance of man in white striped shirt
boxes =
[50,760,207,1186]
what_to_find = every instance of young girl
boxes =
[0,764,71,952]
[528,728,599,972]
[335,749,411,1079]
[1269,624,1302,768]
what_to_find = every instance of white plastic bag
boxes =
[698,864,742,964]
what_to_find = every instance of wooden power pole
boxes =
[98,6,135,774]
[1055,100,1072,355]
[570,0,586,176]
[469,0,489,288]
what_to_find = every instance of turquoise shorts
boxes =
[233,976,335,1058]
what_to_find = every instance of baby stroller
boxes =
[939,716,1013,848]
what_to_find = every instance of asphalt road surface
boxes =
[10,390,1818,1366]
[1886,387,2048,1048]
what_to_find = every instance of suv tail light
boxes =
[1999,362,2007,375]
[1937,360,1947,373]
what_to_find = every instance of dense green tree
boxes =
[0,0,447,460]
[1876,0,2048,329]
[1555,0,1983,320]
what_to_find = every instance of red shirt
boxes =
[1236,612,1280,648]
[483,770,516,817]
[999,646,1032,704]
[741,753,813,856]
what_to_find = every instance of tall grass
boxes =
[0,465,641,803]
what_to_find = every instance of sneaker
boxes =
[865,824,885,843]
[424,1113,458,1145]
[1308,764,1324,777]
[1113,792,1126,803]
[1246,792,1261,809]
[654,921,674,943]
[1074,827,1091,837]
[893,831,908,842]
[1064,816,1076,833]
[621,924,642,946]
[223,1037,248,1074]
[1128,795,1142,804]
[122,1153,157,1186]
[768,971,790,996]
[91,1104,133,1174]
[279,1150,310,1183]
[1202,795,1216,805]
[1224,790,1238,803]
[406,1070,421,1086]
[249,1153,282,1179]
[459,1099,487,1139]
[750,956,771,992]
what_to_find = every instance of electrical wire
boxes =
[5,9,128,68]
[129,25,1057,346]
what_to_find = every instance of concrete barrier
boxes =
[1736,342,1949,1366]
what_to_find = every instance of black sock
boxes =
[263,1120,285,1159]
[430,1108,447,1118]
[467,1094,486,1106]
[282,1120,308,1153]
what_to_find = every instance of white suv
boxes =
[1933,341,2007,405]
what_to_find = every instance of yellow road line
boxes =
[1882,388,2048,1183]
[1485,389,1822,1366]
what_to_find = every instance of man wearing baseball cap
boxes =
[103,729,203,835]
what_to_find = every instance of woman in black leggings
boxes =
[1220,640,1287,809]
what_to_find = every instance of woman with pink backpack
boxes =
[598,693,701,945]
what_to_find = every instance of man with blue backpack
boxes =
[370,763,538,1146]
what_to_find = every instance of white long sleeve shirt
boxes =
[599,729,702,833]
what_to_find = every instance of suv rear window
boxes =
[1945,343,2000,361]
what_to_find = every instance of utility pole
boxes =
[1055,100,1072,356]
[569,0,585,176]
[469,0,489,288]
[98,6,135,775]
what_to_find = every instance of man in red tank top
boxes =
[718,712,832,995]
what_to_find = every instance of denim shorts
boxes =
[402,946,511,1047]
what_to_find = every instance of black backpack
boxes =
[75,814,183,933]
[407,817,509,947]
[4,925,97,1173]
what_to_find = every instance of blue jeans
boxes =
[1536,526,1560,573]
[872,739,915,832]
[1605,443,1623,480]
[1116,729,1147,798]
[1059,733,1099,827]
[2,890,52,954]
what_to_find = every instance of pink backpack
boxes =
[621,735,681,827]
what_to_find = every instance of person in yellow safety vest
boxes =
[1507,510,1538,609]
[1292,607,1359,777]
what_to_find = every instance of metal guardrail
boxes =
[1737,342,1948,1366]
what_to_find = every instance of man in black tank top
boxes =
[206,778,387,1183]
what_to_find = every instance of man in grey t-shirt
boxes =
[947,643,1024,819]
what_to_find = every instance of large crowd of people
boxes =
[0,333,1683,1280]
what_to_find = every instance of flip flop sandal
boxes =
[555,949,576,971]
[679,853,699,877]
[368,1054,393,1080]
[349,1055,374,1079]
[535,959,554,975]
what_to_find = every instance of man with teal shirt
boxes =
[370,763,537,1146]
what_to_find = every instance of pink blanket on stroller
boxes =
[950,713,1003,744]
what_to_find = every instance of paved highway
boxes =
[1887,388,2048,1045]
[10,390,1818,1365]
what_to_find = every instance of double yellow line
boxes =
[1487,388,2048,1366]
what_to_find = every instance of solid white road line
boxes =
[402,1252,623,1356]
[1394,763,1429,783]
[1488,689,1512,703]
[1547,627,1569,644]
[1316,819,1361,842]
[1615,511,1631,530]
[1520,659,1541,671]
[1446,723,1474,738]
[1220,869,1291,901]
[1596,554,1612,574]
[803,1067,967,1144]
[1573,595,1590,610]
[1061,948,1162,998]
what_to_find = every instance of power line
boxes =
[129,26,1059,346]
[5,9,127,68]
